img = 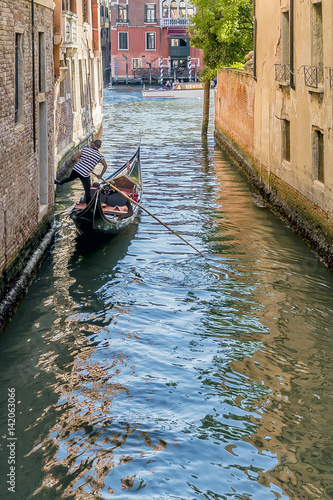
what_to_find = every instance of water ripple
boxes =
[0,88,333,500]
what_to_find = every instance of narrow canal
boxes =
[1,88,333,500]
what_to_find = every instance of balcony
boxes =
[303,65,324,89]
[162,18,189,26]
[62,11,78,46]
[274,64,290,83]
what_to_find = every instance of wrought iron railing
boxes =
[274,64,290,82]
[116,18,129,24]
[132,67,197,82]
[145,17,157,23]
[304,65,318,88]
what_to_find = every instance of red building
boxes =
[110,0,203,84]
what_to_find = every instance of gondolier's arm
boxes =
[95,159,107,180]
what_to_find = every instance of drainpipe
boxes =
[290,0,295,89]
[31,0,36,152]
[253,0,257,81]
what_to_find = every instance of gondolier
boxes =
[55,140,107,204]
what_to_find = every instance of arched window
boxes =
[187,1,194,18]
[179,0,186,18]
[162,0,169,18]
[170,0,177,19]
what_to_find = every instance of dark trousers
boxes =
[59,170,92,203]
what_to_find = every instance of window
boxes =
[187,3,194,18]
[119,32,128,50]
[171,0,177,18]
[162,0,169,18]
[90,59,95,104]
[132,58,142,69]
[71,59,76,111]
[38,32,46,93]
[62,0,76,11]
[179,0,186,18]
[82,0,88,23]
[171,38,187,47]
[311,2,323,84]
[146,32,156,50]
[145,3,156,23]
[79,59,84,108]
[313,128,324,184]
[281,11,290,68]
[15,33,24,124]
[117,4,128,23]
[39,101,48,207]
[282,119,290,162]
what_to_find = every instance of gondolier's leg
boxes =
[80,175,92,204]
[56,170,80,185]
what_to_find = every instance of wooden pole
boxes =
[201,78,211,138]
[92,172,205,257]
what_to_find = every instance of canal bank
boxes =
[214,125,333,270]
[0,88,333,499]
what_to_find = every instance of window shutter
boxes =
[153,4,156,21]
[145,4,147,21]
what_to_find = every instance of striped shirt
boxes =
[73,147,105,177]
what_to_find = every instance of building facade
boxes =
[53,0,104,177]
[215,0,333,268]
[0,0,106,329]
[110,0,202,84]
[101,0,111,85]
[0,0,55,325]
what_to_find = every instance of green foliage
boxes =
[190,0,253,70]
[229,61,245,70]
[199,66,217,82]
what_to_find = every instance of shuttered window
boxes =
[145,4,156,23]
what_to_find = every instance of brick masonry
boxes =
[0,0,55,329]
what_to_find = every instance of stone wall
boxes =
[215,68,256,162]
[214,66,333,269]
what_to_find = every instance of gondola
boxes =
[69,147,142,236]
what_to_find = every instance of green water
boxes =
[0,88,332,500]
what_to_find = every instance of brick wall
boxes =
[215,68,255,161]
[0,0,54,295]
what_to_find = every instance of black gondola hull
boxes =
[69,147,142,236]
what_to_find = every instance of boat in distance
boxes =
[69,147,142,236]
[142,82,215,99]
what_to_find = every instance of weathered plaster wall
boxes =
[214,0,333,269]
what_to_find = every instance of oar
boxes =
[92,172,205,257]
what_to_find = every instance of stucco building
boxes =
[101,0,111,85]
[215,0,333,268]
[110,0,202,84]
[53,0,104,177]
[0,0,55,325]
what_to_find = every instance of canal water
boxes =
[1,88,333,500]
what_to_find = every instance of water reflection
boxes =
[0,88,332,500]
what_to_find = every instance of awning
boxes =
[167,26,189,38]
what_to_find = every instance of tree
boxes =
[190,0,253,137]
